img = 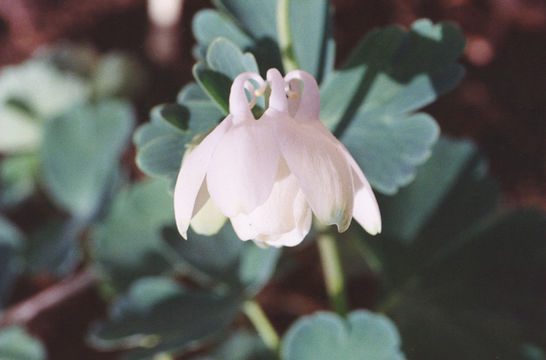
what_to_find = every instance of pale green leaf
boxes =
[24,218,86,277]
[41,100,134,217]
[320,20,465,194]
[90,277,241,359]
[194,39,260,115]
[0,326,46,360]
[193,10,254,52]
[281,310,405,360]
[0,154,38,208]
[289,0,335,82]
[91,179,174,290]
[134,99,221,183]
[163,224,280,296]
[212,0,277,40]
[206,38,259,79]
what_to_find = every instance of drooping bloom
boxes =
[174,68,381,247]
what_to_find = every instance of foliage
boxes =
[352,137,546,359]
[0,326,46,360]
[281,310,405,360]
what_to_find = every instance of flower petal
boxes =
[207,114,280,217]
[173,116,232,239]
[275,117,354,232]
[229,72,265,122]
[230,159,310,244]
[343,149,382,235]
[266,68,288,113]
[253,190,312,247]
[284,70,320,121]
[190,195,228,236]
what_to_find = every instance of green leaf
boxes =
[133,121,172,149]
[0,154,38,208]
[153,103,190,133]
[192,7,283,73]
[0,216,23,308]
[358,137,499,286]
[136,134,186,180]
[281,310,405,360]
[194,331,275,360]
[289,0,335,83]
[0,326,46,360]
[193,63,233,115]
[177,82,210,102]
[41,100,134,217]
[193,10,254,54]
[135,97,222,183]
[212,0,277,40]
[389,210,546,360]
[206,38,259,79]
[354,137,544,359]
[163,224,280,296]
[238,243,281,297]
[193,38,259,115]
[344,111,439,194]
[320,20,465,194]
[90,277,241,359]
[380,137,498,243]
[24,217,86,277]
[91,179,174,291]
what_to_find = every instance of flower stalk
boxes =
[318,233,348,316]
[243,300,280,354]
[277,0,298,72]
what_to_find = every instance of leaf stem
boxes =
[317,233,348,316]
[277,0,298,72]
[243,300,280,354]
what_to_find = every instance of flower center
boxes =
[243,78,300,113]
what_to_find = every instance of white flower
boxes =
[174,68,381,247]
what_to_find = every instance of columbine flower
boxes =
[174,68,381,247]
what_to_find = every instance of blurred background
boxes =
[1,0,543,207]
[0,0,544,359]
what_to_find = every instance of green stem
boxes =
[317,234,348,316]
[277,0,298,72]
[243,300,280,354]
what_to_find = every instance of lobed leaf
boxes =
[41,100,134,218]
[354,137,544,359]
[134,91,222,184]
[91,179,175,291]
[163,224,280,297]
[194,38,260,115]
[281,310,405,360]
[212,0,277,40]
[390,210,546,360]
[24,217,87,277]
[90,277,241,359]
[320,20,465,194]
